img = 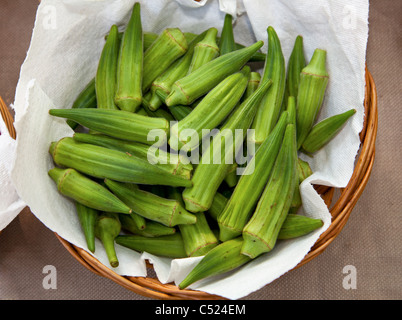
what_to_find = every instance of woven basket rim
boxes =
[0,67,378,300]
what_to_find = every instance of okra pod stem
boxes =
[242,124,298,259]
[48,167,132,214]
[115,2,143,112]
[96,24,120,110]
[95,212,121,268]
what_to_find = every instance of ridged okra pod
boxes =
[67,78,97,130]
[187,27,219,74]
[278,214,323,240]
[165,40,263,106]
[182,78,273,213]
[243,71,261,102]
[296,48,329,149]
[217,111,288,241]
[116,233,187,258]
[96,25,119,110]
[283,35,305,109]
[177,31,265,62]
[218,14,236,56]
[49,108,169,146]
[95,212,121,267]
[178,237,252,289]
[169,104,192,121]
[48,167,132,214]
[207,192,228,221]
[169,67,250,152]
[119,214,176,237]
[49,137,192,187]
[250,26,286,145]
[301,108,356,154]
[242,124,298,259]
[73,133,193,180]
[75,202,98,253]
[114,2,143,112]
[142,28,188,92]
[168,187,218,257]
[104,179,196,227]
[149,30,210,110]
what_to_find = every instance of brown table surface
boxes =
[0,0,401,300]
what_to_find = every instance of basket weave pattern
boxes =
[0,67,377,300]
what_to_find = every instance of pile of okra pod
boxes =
[48,3,356,289]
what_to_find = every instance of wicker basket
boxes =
[0,67,377,300]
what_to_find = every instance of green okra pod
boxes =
[182,78,273,213]
[296,48,329,149]
[169,104,192,121]
[149,29,210,110]
[283,35,306,109]
[115,2,143,112]
[75,202,98,253]
[169,31,265,62]
[243,71,261,102]
[48,167,132,214]
[219,14,236,56]
[278,214,324,240]
[187,27,219,74]
[96,24,120,110]
[168,187,218,257]
[67,78,97,130]
[142,28,188,92]
[49,137,192,187]
[169,67,250,152]
[207,192,229,221]
[95,212,121,268]
[178,237,252,289]
[119,214,176,237]
[165,40,264,106]
[217,111,288,241]
[180,212,218,257]
[115,233,187,259]
[72,132,193,181]
[242,124,298,259]
[301,108,356,154]
[49,108,169,146]
[250,26,286,145]
[104,179,196,227]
